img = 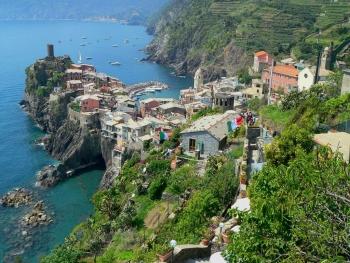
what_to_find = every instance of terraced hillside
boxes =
[147,0,350,78]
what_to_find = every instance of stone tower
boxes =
[320,44,333,70]
[194,67,204,91]
[47,44,55,58]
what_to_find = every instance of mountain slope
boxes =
[0,0,169,24]
[147,0,350,79]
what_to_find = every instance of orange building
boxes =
[262,64,299,94]
[253,51,273,73]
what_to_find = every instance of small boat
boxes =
[112,44,119,47]
[110,61,121,66]
[82,37,87,39]
[86,57,93,60]
[78,52,82,64]
[124,39,129,44]
[145,88,156,93]
[177,75,186,78]
[80,43,86,46]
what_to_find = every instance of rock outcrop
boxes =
[100,166,120,189]
[21,201,52,228]
[0,188,33,208]
[23,56,72,132]
[36,164,67,188]
[146,0,250,80]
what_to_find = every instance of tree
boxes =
[265,124,314,166]
[238,68,252,85]
[41,237,82,263]
[148,175,167,200]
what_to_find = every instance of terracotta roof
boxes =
[273,64,299,78]
[255,51,268,57]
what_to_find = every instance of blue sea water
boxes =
[0,21,192,262]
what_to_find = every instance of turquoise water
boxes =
[0,21,192,262]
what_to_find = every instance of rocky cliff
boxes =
[23,57,110,187]
[23,56,72,132]
[146,0,250,80]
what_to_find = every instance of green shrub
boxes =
[36,86,52,97]
[148,176,167,200]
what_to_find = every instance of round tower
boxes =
[47,44,55,58]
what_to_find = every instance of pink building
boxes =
[253,51,273,73]
[262,64,299,94]
[80,95,100,112]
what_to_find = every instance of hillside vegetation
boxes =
[147,0,350,78]
[226,71,350,262]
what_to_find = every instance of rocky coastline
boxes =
[0,188,33,208]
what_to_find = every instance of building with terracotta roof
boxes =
[262,64,299,94]
[253,51,273,73]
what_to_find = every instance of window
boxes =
[189,138,196,152]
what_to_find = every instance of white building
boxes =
[298,66,331,92]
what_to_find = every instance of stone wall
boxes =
[173,244,211,263]
[181,131,219,155]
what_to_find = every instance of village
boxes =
[43,42,350,262]
[53,40,350,168]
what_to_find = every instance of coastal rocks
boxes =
[47,119,103,168]
[0,188,33,208]
[36,164,67,188]
[21,201,52,228]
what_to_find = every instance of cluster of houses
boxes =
[252,48,350,100]
[54,40,350,171]
[254,49,333,97]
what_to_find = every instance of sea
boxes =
[0,20,192,262]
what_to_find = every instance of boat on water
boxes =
[110,61,121,66]
[112,44,119,47]
[124,39,129,44]
[78,52,82,64]
[82,36,87,39]
[80,43,87,46]
[86,57,93,60]
[145,88,156,93]
[177,75,186,78]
